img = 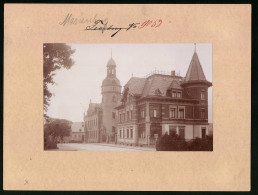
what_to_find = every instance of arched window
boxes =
[112,95,116,102]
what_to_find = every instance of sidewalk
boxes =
[91,143,156,151]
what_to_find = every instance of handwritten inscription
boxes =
[84,19,162,37]
[138,19,162,29]
[59,13,108,26]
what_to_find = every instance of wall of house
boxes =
[117,124,137,145]
[85,113,100,143]
[71,132,85,142]
[194,125,209,138]
[162,124,194,140]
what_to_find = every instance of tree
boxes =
[44,119,72,141]
[43,43,75,111]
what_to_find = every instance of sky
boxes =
[46,43,213,123]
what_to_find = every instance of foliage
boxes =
[44,118,72,143]
[44,136,57,150]
[43,43,75,111]
[156,133,213,151]
[190,135,213,151]
[156,132,189,151]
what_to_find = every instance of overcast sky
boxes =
[46,43,213,123]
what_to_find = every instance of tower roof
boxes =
[107,57,116,67]
[102,76,121,86]
[184,51,206,82]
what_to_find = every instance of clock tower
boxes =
[101,53,121,142]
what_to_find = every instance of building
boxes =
[84,101,102,143]
[84,54,122,143]
[208,123,213,136]
[71,122,85,142]
[115,48,212,146]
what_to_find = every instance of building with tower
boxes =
[84,53,122,143]
[115,46,212,146]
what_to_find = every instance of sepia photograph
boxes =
[4,4,251,191]
[43,43,213,151]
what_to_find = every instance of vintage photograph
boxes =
[43,43,213,151]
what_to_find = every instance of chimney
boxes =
[171,70,175,76]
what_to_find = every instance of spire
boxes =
[107,49,116,67]
[194,43,196,53]
[184,50,207,82]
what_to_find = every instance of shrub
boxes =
[44,136,57,150]
[156,133,213,151]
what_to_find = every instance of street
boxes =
[55,143,156,151]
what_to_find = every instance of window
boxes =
[127,129,129,138]
[201,90,205,100]
[141,110,145,118]
[177,92,182,98]
[172,91,177,98]
[127,111,129,121]
[201,127,206,138]
[112,112,116,119]
[178,108,185,119]
[119,114,122,122]
[130,129,133,138]
[201,109,205,119]
[112,95,116,102]
[79,129,81,132]
[120,129,122,138]
[153,110,157,117]
[169,108,176,118]
[129,111,132,120]
[179,127,185,139]
[169,126,177,136]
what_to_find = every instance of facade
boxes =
[115,49,212,146]
[208,123,213,135]
[84,102,102,143]
[84,55,121,143]
[71,122,85,142]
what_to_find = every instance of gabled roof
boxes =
[87,102,102,115]
[124,77,146,95]
[184,52,206,82]
[168,80,182,89]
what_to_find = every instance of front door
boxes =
[202,128,206,139]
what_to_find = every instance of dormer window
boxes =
[172,90,182,98]
[172,91,177,98]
